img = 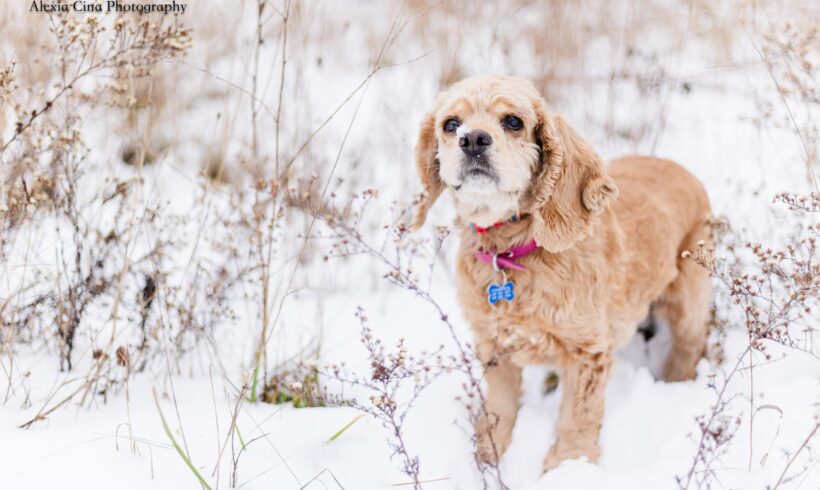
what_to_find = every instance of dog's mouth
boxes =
[456,157,499,188]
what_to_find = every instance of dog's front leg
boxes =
[474,340,521,464]
[543,351,612,471]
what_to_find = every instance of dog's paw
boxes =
[543,441,599,472]
[475,418,513,465]
[476,440,500,466]
[542,450,565,472]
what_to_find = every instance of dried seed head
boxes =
[116,346,131,369]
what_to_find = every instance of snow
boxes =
[3,305,818,489]
[2,1,819,489]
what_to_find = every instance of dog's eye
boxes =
[443,118,460,133]
[502,115,523,131]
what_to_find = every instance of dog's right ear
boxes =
[410,110,442,230]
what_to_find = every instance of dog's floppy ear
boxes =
[410,110,442,230]
[529,109,618,252]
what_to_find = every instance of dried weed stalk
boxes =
[309,191,509,489]
[323,308,449,488]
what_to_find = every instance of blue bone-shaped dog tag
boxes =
[487,281,515,305]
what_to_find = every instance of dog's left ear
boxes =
[529,108,618,252]
[410,110,443,230]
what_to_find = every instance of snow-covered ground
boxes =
[1,1,819,489]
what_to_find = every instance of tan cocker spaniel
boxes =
[411,75,712,471]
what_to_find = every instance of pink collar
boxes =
[474,239,539,272]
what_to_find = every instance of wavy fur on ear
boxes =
[410,111,443,230]
[530,110,619,252]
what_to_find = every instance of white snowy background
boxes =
[1,1,818,489]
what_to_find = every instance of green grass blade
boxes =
[235,424,247,450]
[327,415,364,443]
[249,365,259,403]
[153,389,213,490]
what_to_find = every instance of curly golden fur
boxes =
[412,75,712,471]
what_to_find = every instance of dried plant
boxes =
[679,192,819,489]
[754,20,819,186]
[321,308,449,488]
[308,191,509,489]
[263,360,326,408]
[0,14,233,425]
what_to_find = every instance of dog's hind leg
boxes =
[656,227,712,381]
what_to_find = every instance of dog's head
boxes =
[411,74,618,252]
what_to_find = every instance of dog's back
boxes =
[609,156,710,251]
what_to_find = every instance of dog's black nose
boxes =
[459,130,492,156]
